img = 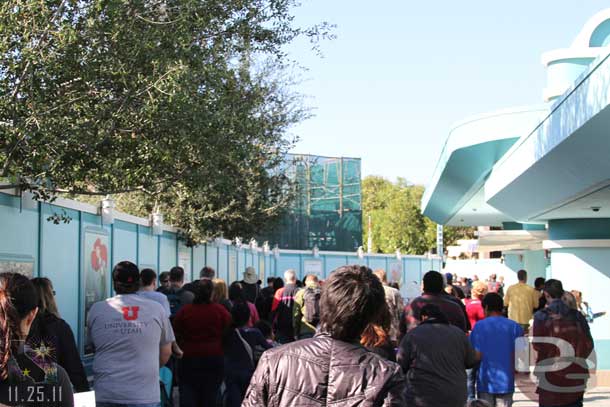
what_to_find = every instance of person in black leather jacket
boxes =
[243,265,406,407]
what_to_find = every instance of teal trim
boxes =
[594,339,610,370]
[136,224,140,266]
[424,138,518,224]
[502,222,546,231]
[37,202,43,277]
[156,235,161,272]
[548,219,610,240]
[109,224,115,297]
[77,212,84,355]
[590,19,610,47]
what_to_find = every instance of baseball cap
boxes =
[112,261,140,286]
[444,272,453,284]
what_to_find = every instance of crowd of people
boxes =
[0,263,599,407]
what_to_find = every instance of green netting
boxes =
[261,154,363,251]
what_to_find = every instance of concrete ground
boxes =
[513,386,610,406]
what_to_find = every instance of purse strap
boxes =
[236,328,254,366]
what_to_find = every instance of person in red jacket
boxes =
[173,279,231,407]
[532,279,594,407]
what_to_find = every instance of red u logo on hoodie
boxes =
[122,306,140,321]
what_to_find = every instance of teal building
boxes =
[423,10,610,382]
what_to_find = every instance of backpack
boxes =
[166,288,183,318]
[303,287,321,325]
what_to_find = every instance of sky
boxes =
[285,1,607,185]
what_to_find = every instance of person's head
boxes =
[517,269,527,283]
[30,277,59,318]
[273,277,284,292]
[459,276,468,285]
[534,277,546,291]
[284,269,297,284]
[243,267,258,284]
[112,261,140,294]
[199,266,215,280]
[543,279,564,301]
[489,273,497,282]
[419,304,447,323]
[498,275,505,282]
[445,272,454,285]
[159,272,170,289]
[473,274,479,281]
[471,280,488,300]
[422,270,444,294]
[228,281,246,302]
[231,301,251,327]
[266,277,275,287]
[304,274,319,287]
[562,291,578,310]
[482,292,504,316]
[571,290,583,307]
[0,273,39,379]
[320,265,385,342]
[169,266,185,287]
[193,279,213,304]
[254,320,273,340]
[139,268,157,289]
[211,278,228,303]
[373,269,387,284]
[389,282,400,290]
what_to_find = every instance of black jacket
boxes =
[243,333,406,406]
[28,312,90,392]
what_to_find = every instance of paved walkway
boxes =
[513,386,610,406]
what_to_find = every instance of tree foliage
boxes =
[362,176,475,255]
[0,0,333,244]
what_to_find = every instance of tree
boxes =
[362,176,474,254]
[0,0,333,244]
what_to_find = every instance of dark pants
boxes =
[225,370,253,407]
[178,356,224,407]
[540,400,583,407]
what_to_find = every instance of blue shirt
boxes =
[470,316,523,394]
[137,290,171,318]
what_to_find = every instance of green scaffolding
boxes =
[262,154,363,251]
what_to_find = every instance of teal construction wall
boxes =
[0,192,441,357]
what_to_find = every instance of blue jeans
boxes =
[479,392,513,407]
[466,366,478,401]
[97,403,161,407]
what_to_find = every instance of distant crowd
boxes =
[0,263,600,407]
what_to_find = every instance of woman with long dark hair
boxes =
[28,277,90,392]
[0,273,74,406]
